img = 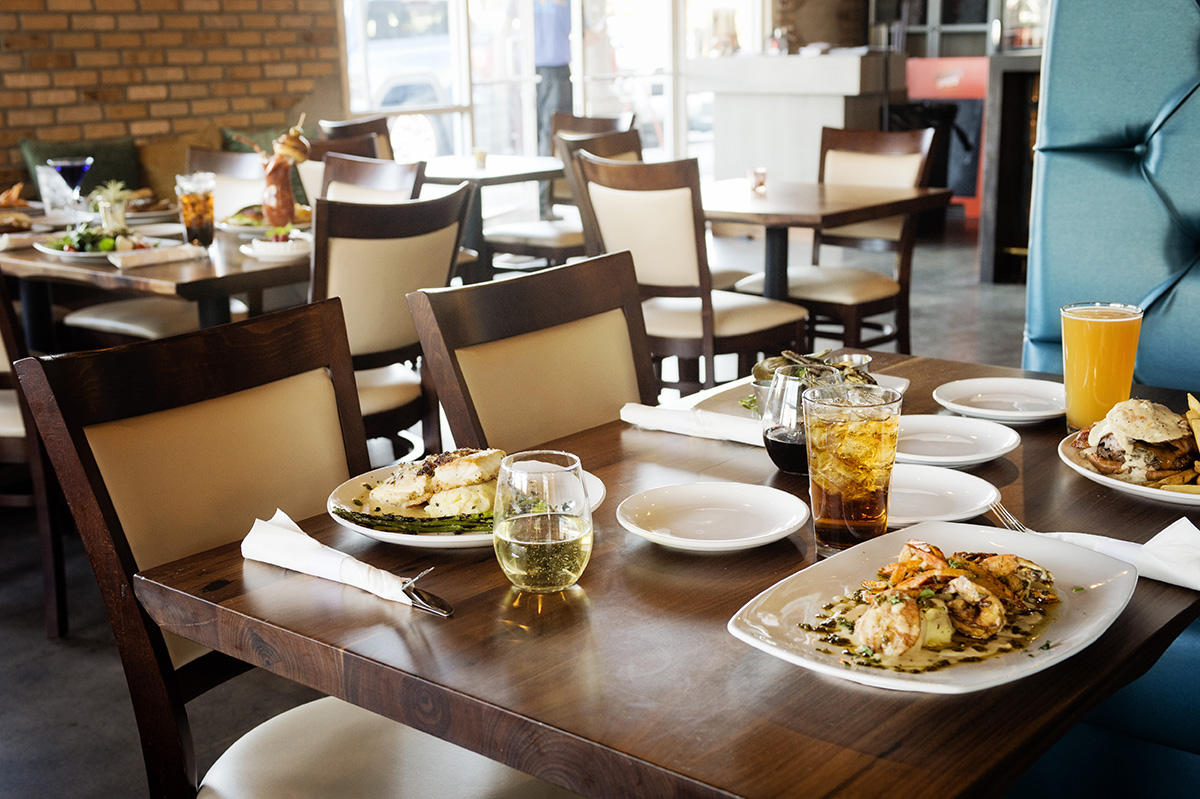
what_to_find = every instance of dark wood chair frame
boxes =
[318,152,425,199]
[575,153,808,392]
[14,299,370,798]
[407,251,659,451]
[305,133,380,162]
[0,276,70,638]
[317,115,394,160]
[545,111,636,208]
[310,184,474,456]
[807,126,938,352]
[554,129,644,258]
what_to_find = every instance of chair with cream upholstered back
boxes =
[296,134,381,204]
[317,115,395,160]
[310,183,474,458]
[575,153,809,393]
[319,152,425,203]
[407,252,658,453]
[734,126,936,352]
[14,299,579,799]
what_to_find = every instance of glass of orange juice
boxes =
[1060,302,1143,430]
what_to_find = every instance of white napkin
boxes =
[107,243,208,269]
[0,232,40,251]
[241,509,413,605]
[620,402,763,446]
[1041,517,1200,590]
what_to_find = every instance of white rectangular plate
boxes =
[727,522,1136,693]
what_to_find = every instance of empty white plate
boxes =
[896,415,1021,468]
[886,464,1000,527]
[616,482,809,552]
[932,377,1065,423]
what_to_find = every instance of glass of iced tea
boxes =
[493,451,593,594]
[1060,302,1143,431]
[175,171,215,246]
[803,384,903,558]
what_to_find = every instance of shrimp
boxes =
[899,539,951,569]
[955,552,1059,609]
[944,576,1006,639]
[856,591,925,658]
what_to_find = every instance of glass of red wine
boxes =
[762,364,842,475]
[46,156,93,207]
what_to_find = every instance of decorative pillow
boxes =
[222,124,320,206]
[136,124,224,203]
[19,136,140,200]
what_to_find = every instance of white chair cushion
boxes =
[0,389,24,437]
[199,696,581,799]
[735,267,900,306]
[820,216,905,242]
[63,297,250,339]
[483,219,585,248]
[354,363,422,416]
[641,290,807,340]
[709,264,755,291]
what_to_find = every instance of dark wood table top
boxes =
[0,230,310,301]
[133,353,1200,798]
[702,178,953,229]
[424,154,564,186]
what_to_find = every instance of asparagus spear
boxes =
[332,507,494,535]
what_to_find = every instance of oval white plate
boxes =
[932,377,1065,423]
[33,237,175,260]
[896,415,1021,468]
[328,464,606,549]
[886,463,1000,527]
[1058,433,1200,507]
[616,482,809,552]
[728,522,1137,693]
[216,220,312,236]
[239,241,311,262]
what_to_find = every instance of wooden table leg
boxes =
[18,279,57,353]
[763,226,790,300]
[197,297,232,328]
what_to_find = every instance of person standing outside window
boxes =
[535,0,572,219]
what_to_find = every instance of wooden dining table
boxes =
[133,352,1200,798]
[702,178,954,300]
[0,229,311,352]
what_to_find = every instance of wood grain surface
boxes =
[135,353,1200,798]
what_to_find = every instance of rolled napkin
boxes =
[1041,517,1200,590]
[620,402,763,447]
[0,232,41,251]
[241,509,412,605]
[107,243,208,269]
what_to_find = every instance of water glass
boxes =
[493,451,593,593]
[175,171,215,246]
[803,384,902,558]
[1060,302,1143,431]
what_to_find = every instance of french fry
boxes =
[1187,408,1200,446]
[1150,469,1191,487]
[1161,484,1200,494]
[1188,393,1200,414]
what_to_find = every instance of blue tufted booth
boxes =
[1013,2,1200,791]
[1023,0,1200,391]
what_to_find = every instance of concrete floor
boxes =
[1,212,1029,797]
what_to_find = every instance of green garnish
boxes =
[1072,586,1085,593]
[332,506,494,535]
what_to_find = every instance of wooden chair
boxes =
[574,153,809,393]
[407,251,658,453]
[296,133,381,203]
[318,115,394,160]
[59,147,262,346]
[310,184,474,458]
[14,299,578,799]
[0,277,69,638]
[319,152,424,202]
[480,115,638,277]
[734,126,937,352]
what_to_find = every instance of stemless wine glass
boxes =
[493,451,593,593]
[761,363,842,475]
[46,156,93,207]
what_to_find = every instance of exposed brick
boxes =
[130,119,171,136]
[116,14,161,31]
[100,68,144,84]
[57,104,104,123]
[251,110,287,126]
[262,63,298,78]
[128,84,169,101]
[53,70,101,87]
[205,49,244,64]
[39,125,85,142]
[4,72,51,90]
[144,66,186,82]
[212,113,252,128]
[0,91,27,108]
[52,32,97,49]
[140,0,183,10]
[100,32,142,48]
[299,30,334,46]
[0,55,22,71]
[166,49,205,65]
[4,0,45,11]
[83,122,130,139]
[21,14,71,31]
[249,80,284,94]
[169,84,208,99]
[185,31,224,47]
[96,0,137,10]
[298,0,335,11]
[263,31,298,46]
[8,108,55,127]
[244,48,281,64]
[28,51,75,69]
[225,0,259,12]
[279,15,314,30]
[231,96,267,111]
[78,86,123,103]
[30,88,78,106]
[125,50,166,66]
[270,93,302,109]
[227,65,263,80]
[300,61,333,77]
[182,0,221,12]
[144,32,185,48]
[148,101,189,117]
[239,14,276,29]
[227,31,263,47]
[161,15,201,30]
[210,82,247,97]
[0,129,33,147]
[80,15,117,32]
[190,98,229,115]
[2,33,52,49]
[0,17,16,33]
[47,0,96,10]
[106,102,150,120]
[185,65,222,81]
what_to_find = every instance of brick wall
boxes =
[0,0,345,189]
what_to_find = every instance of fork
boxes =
[989,501,1031,533]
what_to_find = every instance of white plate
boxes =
[896,415,1021,467]
[616,482,809,552]
[327,464,606,549]
[689,373,911,419]
[89,206,179,225]
[30,209,89,230]
[932,377,1066,423]
[216,220,312,236]
[1058,433,1200,507]
[32,237,175,260]
[887,463,1000,527]
[239,241,312,262]
[727,521,1137,693]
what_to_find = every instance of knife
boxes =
[401,567,454,617]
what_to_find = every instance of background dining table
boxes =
[702,178,953,300]
[0,229,311,352]
[133,352,1200,798]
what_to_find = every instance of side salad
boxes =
[43,224,152,253]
